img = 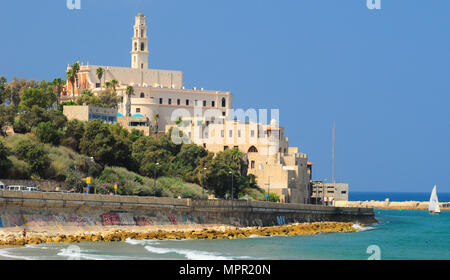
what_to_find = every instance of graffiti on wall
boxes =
[0,211,275,228]
[276,216,286,225]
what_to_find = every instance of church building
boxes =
[62,13,232,132]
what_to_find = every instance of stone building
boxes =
[311,181,349,206]
[166,118,313,203]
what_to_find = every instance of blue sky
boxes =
[0,0,449,192]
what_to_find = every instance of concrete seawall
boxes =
[0,190,377,228]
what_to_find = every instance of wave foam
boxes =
[144,245,231,260]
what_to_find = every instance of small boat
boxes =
[429,185,441,214]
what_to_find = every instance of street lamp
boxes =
[229,171,234,201]
[322,178,328,206]
[202,167,207,200]
[153,162,159,197]
[267,176,272,202]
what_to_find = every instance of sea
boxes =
[1,192,449,260]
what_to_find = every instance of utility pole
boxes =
[202,167,207,200]
[332,122,336,184]
[229,171,234,201]
[153,162,159,197]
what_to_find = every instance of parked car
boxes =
[6,185,40,192]
[0,181,5,190]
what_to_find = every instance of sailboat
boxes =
[429,185,440,214]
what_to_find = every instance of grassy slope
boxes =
[3,134,203,199]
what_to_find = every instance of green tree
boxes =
[61,119,85,151]
[13,105,49,133]
[96,67,104,88]
[15,140,50,178]
[19,88,56,110]
[0,104,15,136]
[173,143,208,178]
[35,121,62,146]
[125,86,134,116]
[79,120,116,166]
[110,79,119,93]
[52,78,65,106]
[0,76,8,104]
[0,140,12,178]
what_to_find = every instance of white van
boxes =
[0,181,5,190]
[6,185,27,191]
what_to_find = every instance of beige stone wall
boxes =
[166,119,310,204]
[63,106,90,122]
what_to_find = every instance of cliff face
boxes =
[0,190,377,229]
[347,200,450,211]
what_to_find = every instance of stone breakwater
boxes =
[348,201,450,211]
[0,222,360,246]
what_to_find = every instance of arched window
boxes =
[248,146,258,153]
[140,92,145,98]
[221,97,226,107]
[134,42,137,51]
[141,42,145,51]
[140,29,144,37]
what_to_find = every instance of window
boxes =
[140,92,145,98]
[251,130,255,137]
[203,100,206,107]
[159,98,163,104]
[251,160,255,169]
[203,143,206,148]
[177,99,180,105]
[222,111,226,116]
[234,146,239,150]
[141,63,144,69]
[229,130,232,137]
[341,191,347,194]
[186,99,190,106]
[136,108,141,113]
[194,100,198,106]
[224,146,229,151]
[95,83,100,88]
[168,98,172,105]
[211,101,215,107]
[141,42,145,51]
[248,146,258,153]
[238,130,241,137]
[221,97,226,107]
[221,130,224,137]
[134,42,137,51]
[140,29,144,38]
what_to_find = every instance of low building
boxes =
[63,105,117,123]
[117,114,152,136]
[311,181,349,206]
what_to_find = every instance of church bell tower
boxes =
[131,13,149,69]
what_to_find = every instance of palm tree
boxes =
[52,78,65,106]
[66,69,75,100]
[71,62,80,96]
[96,67,104,88]
[125,85,134,117]
[110,79,119,93]
[104,81,112,90]
[153,113,160,135]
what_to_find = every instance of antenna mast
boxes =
[332,122,336,184]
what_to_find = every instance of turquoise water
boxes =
[1,209,449,260]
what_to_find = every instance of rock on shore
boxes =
[0,222,360,246]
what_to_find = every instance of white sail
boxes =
[429,185,440,213]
